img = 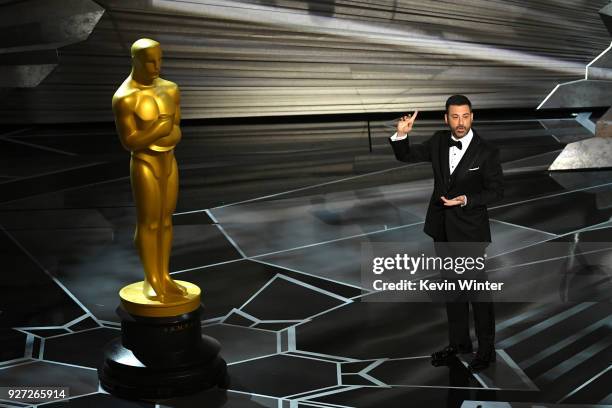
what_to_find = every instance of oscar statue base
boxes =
[99,306,229,400]
[119,280,201,317]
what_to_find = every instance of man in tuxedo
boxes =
[389,94,504,371]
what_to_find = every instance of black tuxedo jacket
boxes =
[389,129,504,242]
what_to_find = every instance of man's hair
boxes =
[445,94,472,113]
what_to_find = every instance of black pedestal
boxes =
[99,306,229,399]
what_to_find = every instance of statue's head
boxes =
[131,38,161,82]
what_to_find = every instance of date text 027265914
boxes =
[1,387,69,402]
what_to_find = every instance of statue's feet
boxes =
[142,278,187,302]
[143,280,160,299]
[164,277,187,297]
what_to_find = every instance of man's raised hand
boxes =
[397,110,419,137]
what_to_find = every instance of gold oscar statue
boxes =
[112,38,200,317]
[100,38,227,399]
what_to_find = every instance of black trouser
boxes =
[434,232,495,358]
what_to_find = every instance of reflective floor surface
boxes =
[0,116,610,407]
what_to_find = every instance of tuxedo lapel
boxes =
[449,129,482,188]
[439,132,451,189]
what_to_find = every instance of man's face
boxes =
[444,104,473,138]
[134,46,161,79]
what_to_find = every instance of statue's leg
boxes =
[131,156,166,301]
[160,153,186,296]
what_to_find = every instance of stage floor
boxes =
[0,116,610,408]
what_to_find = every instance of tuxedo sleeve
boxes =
[466,147,504,209]
[388,133,434,163]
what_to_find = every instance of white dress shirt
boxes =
[390,128,473,206]
[448,128,473,174]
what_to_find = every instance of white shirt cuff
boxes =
[461,195,467,207]
[390,132,408,141]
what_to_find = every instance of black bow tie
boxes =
[448,138,462,150]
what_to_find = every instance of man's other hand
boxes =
[441,195,466,207]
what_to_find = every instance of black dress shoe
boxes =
[468,352,496,372]
[431,345,473,366]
